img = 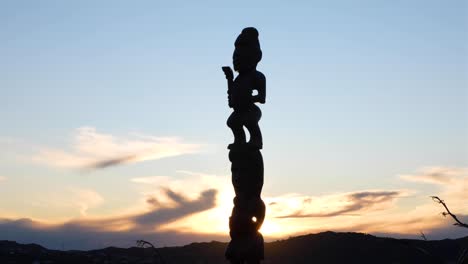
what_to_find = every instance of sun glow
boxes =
[11,168,465,245]
[159,179,234,234]
[158,179,449,239]
[159,180,292,238]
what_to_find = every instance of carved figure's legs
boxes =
[245,122,262,149]
[228,106,263,149]
[227,111,246,148]
[244,106,262,149]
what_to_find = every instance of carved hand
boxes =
[222,66,234,81]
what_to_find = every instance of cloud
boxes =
[88,155,138,169]
[2,167,467,250]
[72,189,105,217]
[0,217,226,250]
[32,127,201,170]
[399,167,468,185]
[399,166,468,209]
[133,188,217,227]
[0,186,219,250]
[274,190,403,218]
[75,187,218,232]
[0,214,466,251]
[137,169,466,240]
[130,171,230,202]
[131,176,173,185]
[335,214,468,240]
[129,171,234,235]
[0,176,6,182]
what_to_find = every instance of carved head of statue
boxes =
[233,27,262,73]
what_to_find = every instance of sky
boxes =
[1,0,467,250]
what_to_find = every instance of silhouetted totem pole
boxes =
[222,27,266,264]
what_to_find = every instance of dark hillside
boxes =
[1,232,467,263]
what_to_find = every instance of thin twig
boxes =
[431,196,468,228]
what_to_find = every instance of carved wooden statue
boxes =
[222,27,266,264]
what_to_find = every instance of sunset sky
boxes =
[1,0,467,250]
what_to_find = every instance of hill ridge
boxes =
[1,231,467,263]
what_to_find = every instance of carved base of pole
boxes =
[225,232,264,264]
[225,145,265,263]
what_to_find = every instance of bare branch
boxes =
[419,231,427,241]
[137,239,155,248]
[136,239,166,264]
[431,196,468,229]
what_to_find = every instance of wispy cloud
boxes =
[0,176,6,182]
[275,190,403,218]
[133,188,217,228]
[0,182,219,250]
[32,127,202,170]
[62,187,218,232]
[22,187,106,221]
[399,167,468,185]
[399,166,468,212]
[72,189,105,217]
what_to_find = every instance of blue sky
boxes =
[0,0,467,249]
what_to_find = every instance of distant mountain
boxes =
[1,231,467,263]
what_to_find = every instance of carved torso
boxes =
[229,71,262,111]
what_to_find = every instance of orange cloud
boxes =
[399,166,468,211]
[1,167,467,250]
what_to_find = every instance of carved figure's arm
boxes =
[222,66,234,92]
[222,66,235,108]
[227,78,234,93]
[252,72,266,104]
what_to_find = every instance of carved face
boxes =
[233,47,258,73]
